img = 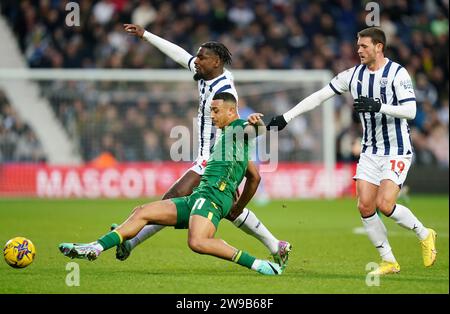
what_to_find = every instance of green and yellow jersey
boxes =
[173,118,257,229]
[199,118,254,199]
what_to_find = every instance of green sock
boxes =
[97,230,122,250]
[232,250,256,269]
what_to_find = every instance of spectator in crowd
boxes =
[0,89,46,162]
[14,128,46,162]
[0,0,447,167]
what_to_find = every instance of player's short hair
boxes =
[201,42,232,65]
[358,27,387,52]
[213,92,237,105]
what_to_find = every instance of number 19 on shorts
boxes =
[390,159,405,173]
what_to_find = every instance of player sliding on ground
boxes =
[118,23,291,268]
[59,93,283,275]
[266,27,437,275]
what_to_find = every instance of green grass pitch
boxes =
[0,196,448,294]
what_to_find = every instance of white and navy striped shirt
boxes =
[187,57,238,160]
[329,58,415,156]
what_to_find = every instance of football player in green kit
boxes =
[59,92,282,275]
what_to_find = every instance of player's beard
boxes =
[193,72,204,81]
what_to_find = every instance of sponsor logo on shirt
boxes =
[400,79,413,90]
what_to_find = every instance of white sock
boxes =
[129,225,165,249]
[91,242,104,252]
[388,204,429,240]
[251,259,262,271]
[362,213,396,263]
[232,208,279,254]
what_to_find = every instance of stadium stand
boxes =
[0,0,448,167]
[0,88,46,162]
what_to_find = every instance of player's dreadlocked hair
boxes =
[201,42,232,65]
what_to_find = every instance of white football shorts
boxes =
[188,158,208,176]
[353,153,412,187]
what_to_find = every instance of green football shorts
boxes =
[172,190,232,230]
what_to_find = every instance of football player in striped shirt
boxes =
[267,27,436,275]
[120,23,291,268]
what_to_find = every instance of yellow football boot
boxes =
[369,261,401,275]
[420,228,437,267]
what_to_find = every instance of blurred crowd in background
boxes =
[0,0,448,167]
[0,88,46,162]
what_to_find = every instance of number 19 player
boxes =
[267,27,437,275]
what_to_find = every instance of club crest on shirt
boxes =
[380,78,388,87]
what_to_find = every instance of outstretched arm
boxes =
[124,24,194,70]
[267,85,336,131]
